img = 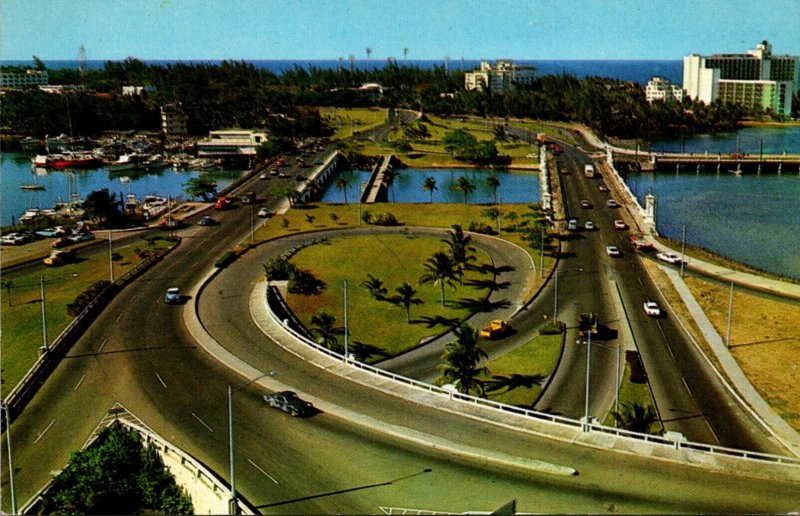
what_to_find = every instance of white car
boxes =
[584,221,594,231]
[164,287,181,304]
[643,301,662,317]
[606,199,619,208]
[567,219,578,231]
[657,252,683,265]
[257,207,271,218]
[606,245,621,257]
[614,219,627,230]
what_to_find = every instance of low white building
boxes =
[196,130,267,158]
[645,77,683,103]
[122,85,156,96]
[464,60,536,93]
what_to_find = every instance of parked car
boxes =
[598,184,610,193]
[313,158,323,165]
[295,174,306,181]
[580,199,592,209]
[257,207,271,218]
[278,172,290,179]
[657,252,683,265]
[51,237,73,248]
[614,219,627,230]
[70,232,95,243]
[606,245,621,257]
[164,287,181,304]
[567,219,578,231]
[259,173,268,180]
[43,249,77,267]
[269,169,279,176]
[1,233,29,246]
[36,226,68,238]
[606,199,619,208]
[198,215,218,226]
[584,221,595,231]
[263,391,314,417]
[643,301,662,317]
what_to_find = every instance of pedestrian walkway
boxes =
[660,265,800,457]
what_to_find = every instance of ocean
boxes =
[1,59,684,85]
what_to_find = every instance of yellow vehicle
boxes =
[43,249,76,267]
[480,319,508,339]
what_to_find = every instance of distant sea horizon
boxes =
[1,59,683,85]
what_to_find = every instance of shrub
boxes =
[214,251,238,268]
[67,280,112,317]
[111,252,123,261]
[467,221,494,235]
[367,212,399,226]
[540,320,565,335]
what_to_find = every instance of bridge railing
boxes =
[263,287,800,468]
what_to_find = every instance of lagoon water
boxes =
[626,171,800,279]
[320,168,541,205]
[0,152,242,226]
[650,126,800,154]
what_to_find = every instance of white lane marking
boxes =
[247,458,279,484]
[98,338,108,352]
[191,412,214,432]
[156,373,167,388]
[34,419,56,443]
[73,374,85,391]
[682,378,694,397]
[115,312,124,323]
[704,420,721,445]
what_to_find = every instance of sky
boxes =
[2,0,800,61]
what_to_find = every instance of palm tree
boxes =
[362,273,388,300]
[438,324,489,395]
[443,224,476,279]
[483,207,501,234]
[366,47,372,64]
[309,310,345,352]
[393,282,423,322]
[419,251,460,305]
[336,176,350,205]
[403,47,409,64]
[453,176,476,204]
[486,174,501,205]
[612,402,659,434]
[1,279,13,307]
[383,168,397,201]
[422,176,438,203]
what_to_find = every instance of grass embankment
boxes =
[601,363,654,427]
[287,234,492,357]
[320,107,388,140]
[682,275,800,430]
[1,236,175,396]
[483,333,563,406]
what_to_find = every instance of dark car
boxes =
[263,391,314,417]
[198,215,218,226]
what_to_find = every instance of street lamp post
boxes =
[108,231,114,282]
[250,204,255,245]
[726,281,734,348]
[583,330,592,429]
[40,276,48,353]
[4,404,16,514]
[553,268,558,322]
[680,224,686,278]
[343,280,349,361]
[539,227,545,279]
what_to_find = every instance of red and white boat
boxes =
[41,152,103,170]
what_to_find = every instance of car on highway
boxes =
[164,287,181,304]
[70,232,95,243]
[580,199,592,209]
[259,173,268,180]
[43,249,77,266]
[598,184,610,193]
[584,221,595,231]
[479,319,509,339]
[278,172,290,178]
[51,237,73,248]
[614,219,627,230]
[198,216,218,226]
[257,207,271,218]
[36,226,68,238]
[567,219,578,231]
[606,245,621,257]
[215,196,233,210]
[263,390,314,417]
[269,169,279,176]
[643,301,662,317]
[657,252,683,265]
[606,199,619,208]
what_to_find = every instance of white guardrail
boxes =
[264,286,800,468]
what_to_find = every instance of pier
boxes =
[360,154,404,204]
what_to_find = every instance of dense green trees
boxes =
[38,422,193,514]
[438,323,489,395]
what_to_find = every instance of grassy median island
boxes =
[0,236,176,396]
[285,234,493,357]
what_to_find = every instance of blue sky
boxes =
[3,0,799,61]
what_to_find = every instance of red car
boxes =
[51,237,73,248]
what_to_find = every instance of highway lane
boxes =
[3,137,796,513]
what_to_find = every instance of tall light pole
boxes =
[249,203,255,245]
[553,268,558,322]
[4,404,16,514]
[539,227,545,278]
[680,224,686,278]
[614,343,621,423]
[726,281,734,348]
[583,329,592,429]
[40,276,48,353]
[108,230,114,282]
[343,280,349,360]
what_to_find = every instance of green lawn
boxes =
[1,237,175,396]
[482,333,563,406]
[286,234,493,357]
[601,361,655,427]
[320,107,389,140]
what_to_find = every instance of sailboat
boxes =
[21,166,46,190]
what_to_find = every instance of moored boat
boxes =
[44,152,103,170]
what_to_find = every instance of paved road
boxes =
[4,132,798,513]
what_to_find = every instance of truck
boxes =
[584,164,595,178]
[578,313,599,340]
[241,191,256,205]
[480,319,509,339]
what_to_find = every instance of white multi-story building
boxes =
[645,77,683,103]
[160,103,188,138]
[464,60,536,93]
[0,69,49,89]
[196,130,267,158]
[683,41,798,116]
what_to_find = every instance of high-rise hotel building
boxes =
[683,41,798,116]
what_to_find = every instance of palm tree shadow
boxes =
[414,315,461,328]
[450,297,512,312]
[463,278,511,291]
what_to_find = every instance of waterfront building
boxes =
[645,76,683,103]
[196,130,267,158]
[464,60,536,93]
[160,103,188,138]
[683,40,798,116]
[0,69,48,89]
[122,85,156,96]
